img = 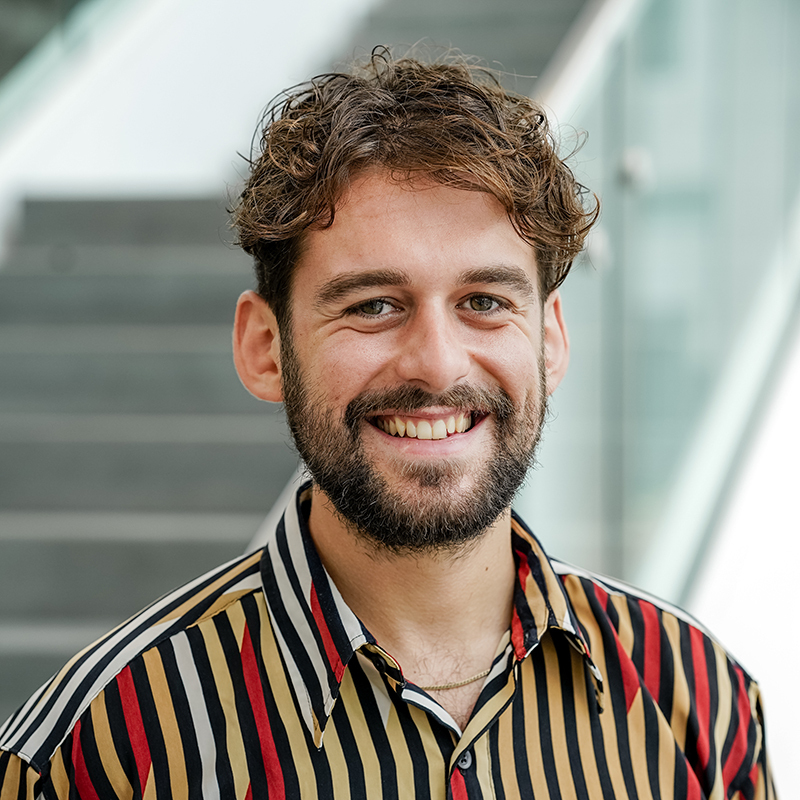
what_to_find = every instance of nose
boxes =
[393,305,471,392]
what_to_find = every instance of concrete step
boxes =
[0,274,251,323]
[0,435,297,512]
[1,243,252,276]
[11,198,239,247]
[0,324,263,413]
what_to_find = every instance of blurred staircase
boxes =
[0,0,589,721]
[0,198,298,719]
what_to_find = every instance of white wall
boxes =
[0,0,379,210]
[686,315,800,796]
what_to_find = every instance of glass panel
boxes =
[516,0,800,589]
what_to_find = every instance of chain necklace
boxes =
[418,668,491,691]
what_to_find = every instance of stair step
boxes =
[1,243,252,276]
[0,413,287,444]
[0,440,298,512]
[12,198,239,247]
[0,274,252,324]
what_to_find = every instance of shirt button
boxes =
[456,751,473,770]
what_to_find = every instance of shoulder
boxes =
[0,548,265,776]
[552,559,771,797]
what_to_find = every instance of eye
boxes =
[347,298,396,317]
[465,295,502,313]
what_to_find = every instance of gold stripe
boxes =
[91,690,133,797]
[141,647,188,800]
[336,669,384,795]
[495,696,523,800]
[570,634,605,798]
[542,637,578,800]
[661,613,691,750]
[0,753,21,800]
[198,619,249,800]
[254,597,319,798]
[626,690,651,796]
[519,654,549,796]
[46,747,72,800]
[142,764,157,800]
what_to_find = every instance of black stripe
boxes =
[261,529,329,711]
[532,638,562,799]
[158,638,204,796]
[556,635,591,800]
[327,685,367,798]
[510,664,534,797]
[656,608,674,721]
[129,656,173,800]
[186,626,237,797]
[347,657,399,800]
[392,686,432,798]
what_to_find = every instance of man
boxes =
[0,52,774,799]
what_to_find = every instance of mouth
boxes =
[368,411,484,440]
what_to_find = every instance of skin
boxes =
[233,171,570,730]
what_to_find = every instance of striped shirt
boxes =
[0,484,775,799]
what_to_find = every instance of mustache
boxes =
[344,384,516,432]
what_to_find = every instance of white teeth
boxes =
[416,420,433,440]
[377,412,474,438]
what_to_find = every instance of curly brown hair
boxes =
[233,48,598,332]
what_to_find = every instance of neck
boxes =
[307,486,516,686]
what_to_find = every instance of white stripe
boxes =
[172,633,221,800]
[401,688,461,736]
[263,497,325,727]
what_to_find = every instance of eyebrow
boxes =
[314,269,411,308]
[457,265,537,302]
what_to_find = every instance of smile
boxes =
[370,411,480,440]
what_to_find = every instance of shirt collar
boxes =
[259,482,601,747]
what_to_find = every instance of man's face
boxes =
[276,172,568,553]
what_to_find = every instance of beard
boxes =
[279,337,548,555]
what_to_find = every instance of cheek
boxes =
[306,334,390,404]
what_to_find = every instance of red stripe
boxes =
[241,622,285,798]
[71,720,101,800]
[310,584,345,682]
[686,766,703,800]
[640,600,661,702]
[510,609,526,659]
[614,635,641,713]
[515,549,531,589]
[593,583,609,611]
[449,767,469,800]
[722,666,753,787]
[689,626,711,772]
[245,784,253,800]
[117,665,152,795]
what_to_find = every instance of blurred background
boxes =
[0,0,797,789]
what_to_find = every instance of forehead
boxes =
[293,172,538,294]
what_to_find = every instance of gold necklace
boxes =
[418,668,491,691]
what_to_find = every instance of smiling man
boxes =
[0,52,774,799]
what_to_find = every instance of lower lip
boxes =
[365,415,489,455]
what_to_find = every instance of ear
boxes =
[233,290,284,402]
[543,290,569,395]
